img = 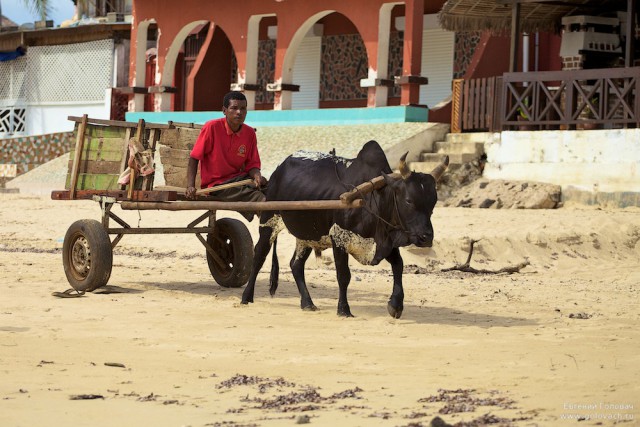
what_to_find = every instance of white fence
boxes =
[0,39,114,137]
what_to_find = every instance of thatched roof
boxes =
[438,0,629,34]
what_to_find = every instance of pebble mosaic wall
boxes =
[454,32,481,79]
[0,132,74,176]
[256,40,276,105]
[389,31,404,98]
[320,34,368,101]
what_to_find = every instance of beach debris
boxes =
[569,312,592,319]
[104,362,126,368]
[51,288,85,298]
[295,414,311,424]
[442,239,530,274]
[69,394,104,400]
[137,392,157,402]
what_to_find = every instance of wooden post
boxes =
[127,119,145,199]
[69,114,88,199]
[119,127,132,191]
[509,1,521,73]
[142,128,159,190]
[451,79,463,133]
[625,0,636,67]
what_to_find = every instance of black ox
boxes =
[241,140,448,318]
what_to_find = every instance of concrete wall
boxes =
[26,102,110,135]
[484,129,640,206]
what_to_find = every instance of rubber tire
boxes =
[62,219,113,292]
[206,218,254,288]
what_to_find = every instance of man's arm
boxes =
[186,157,199,199]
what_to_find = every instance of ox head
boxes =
[382,153,449,248]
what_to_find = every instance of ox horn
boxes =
[430,155,449,182]
[398,151,411,180]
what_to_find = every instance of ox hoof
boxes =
[302,304,318,312]
[337,309,354,318]
[387,303,403,319]
[241,299,252,305]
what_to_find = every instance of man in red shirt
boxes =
[186,92,267,218]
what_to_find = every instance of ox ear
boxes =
[430,155,450,182]
[398,151,411,180]
[382,171,398,186]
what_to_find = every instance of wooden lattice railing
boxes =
[452,67,640,132]
[502,67,640,130]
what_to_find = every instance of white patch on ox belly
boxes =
[291,150,352,167]
[261,214,286,244]
[329,224,376,265]
[295,236,332,261]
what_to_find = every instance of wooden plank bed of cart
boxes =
[52,115,369,293]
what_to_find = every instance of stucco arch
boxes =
[243,14,277,109]
[369,2,403,106]
[131,18,156,112]
[157,20,209,111]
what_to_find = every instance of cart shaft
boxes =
[120,199,364,211]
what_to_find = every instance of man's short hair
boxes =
[223,91,247,108]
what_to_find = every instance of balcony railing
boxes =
[452,67,640,132]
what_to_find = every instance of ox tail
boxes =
[268,238,279,296]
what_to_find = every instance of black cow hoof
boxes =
[387,303,403,319]
[302,304,318,311]
[241,299,252,305]
[337,310,354,318]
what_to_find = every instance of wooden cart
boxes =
[52,116,364,293]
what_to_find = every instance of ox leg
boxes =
[290,245,317,311]
[385,247,404,319]
[241,225,275,304]
[332,244,353,317]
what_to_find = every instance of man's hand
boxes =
[185,186,197,200]
[186,157,199,200]
[249,169,267,189]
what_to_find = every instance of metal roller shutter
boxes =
[292,36,322,109]
[420,16,455,108]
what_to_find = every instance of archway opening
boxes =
[184,24,237,111]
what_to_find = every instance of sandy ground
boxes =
[1,193,639,427]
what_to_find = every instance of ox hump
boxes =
[291,150,353,167]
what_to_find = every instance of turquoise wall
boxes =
[126,106,428,127]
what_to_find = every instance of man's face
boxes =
[223,99,248,131]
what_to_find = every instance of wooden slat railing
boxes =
[452,77,501,133]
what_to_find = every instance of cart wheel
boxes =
[206,218,254,288]
[62,219,113,292]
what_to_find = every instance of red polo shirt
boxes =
[190,117,261,188]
